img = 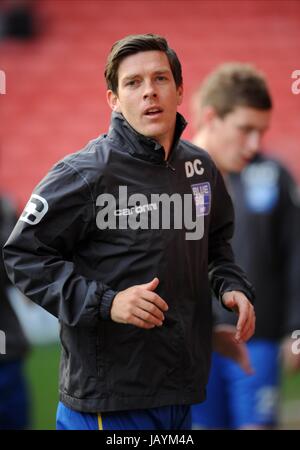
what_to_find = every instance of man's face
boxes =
[107,51,183,152]
[211,106,271,173]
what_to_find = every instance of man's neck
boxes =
[192,130,228,177]
[192,130,209,151]
[162,139,172,160]
[160,125,176,161]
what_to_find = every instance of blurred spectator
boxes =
[190,63,300,429]
[0,194,31,429]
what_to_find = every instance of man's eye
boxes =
[239,126,253,134]
[156,76,167,81]
[126,80,138,87]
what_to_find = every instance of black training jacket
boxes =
[214,153,300,340]
[3,112,254,413]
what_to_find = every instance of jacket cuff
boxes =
[219,284,255,311]
[99,288,117,320]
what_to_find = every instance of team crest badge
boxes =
[191,182,211,217]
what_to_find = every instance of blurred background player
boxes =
[190,63,300,429]
[0,194,31,429]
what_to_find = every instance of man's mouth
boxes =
[242,155,254,164]
[144,107,163,116]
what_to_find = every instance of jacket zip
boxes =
[165,160,176,171]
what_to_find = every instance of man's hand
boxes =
[221,291,255,343]
[212,325,254,375]
[110,277,168,329]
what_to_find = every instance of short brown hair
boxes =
[195,62,272,117]
[104,33,182,93]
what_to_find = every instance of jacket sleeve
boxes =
[208,168,255,308]
[3,161,116,327]
[278,169,300,335]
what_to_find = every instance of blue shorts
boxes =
[0,360,30,430]
[192,339,280,429]
[56,402,191,430]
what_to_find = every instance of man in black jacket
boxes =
[3,34,255,430]
[191,62,300,429]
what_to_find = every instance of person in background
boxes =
[0,195,30,429]
[191,62,300,429]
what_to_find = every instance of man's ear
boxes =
[201,106,220,129]
[107,90,121,112]
[177,84,184,106]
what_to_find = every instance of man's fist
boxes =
[110,277,169,329]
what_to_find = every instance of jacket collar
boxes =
[108,112,187,164]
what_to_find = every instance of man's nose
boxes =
[247,131,261,154]
[143,81,157,100]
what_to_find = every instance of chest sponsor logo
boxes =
[185,159,204,178]
[20,194,49,225]
[114,203,158,216]
[191,182,211,216]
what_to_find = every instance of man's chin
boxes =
[143,124,165,135]
[228,162,247,174]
